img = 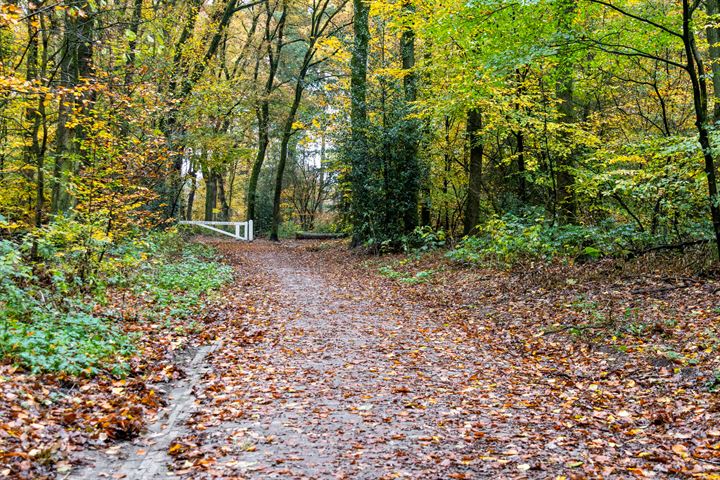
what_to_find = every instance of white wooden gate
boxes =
[178,220,254,241]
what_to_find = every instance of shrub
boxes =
[401,226,446,254]
[446,213,651,266]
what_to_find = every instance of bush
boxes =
[401,226,446,254]
[446,214,651,266]
[0,312,134,376]
[0,239,134,375]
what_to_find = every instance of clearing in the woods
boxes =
[64,239,720,479]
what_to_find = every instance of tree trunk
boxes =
[246,2,287,222]
[683,0,720,256]
[270,58,311,240]
[186,168,197,220]
[246,104,270,221]
[124,0,144,86]
[24,7,43,227]
[398,0,419,232]
[216,171,230,221]
[706,0,720,121]
[464,108,483,235]
[204,168,217,221]
[349,0,370,246]
[516,130,527,202]
[555,0,577,224]
[52,0,94,215]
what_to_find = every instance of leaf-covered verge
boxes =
[0,227,232,479]
[364,241,720,477]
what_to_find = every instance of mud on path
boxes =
[68,240,720,479]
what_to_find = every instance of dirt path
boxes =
[190,243,505,478]
[68,240,720,479]
[69,241,505,478]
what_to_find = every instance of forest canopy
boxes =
[1,0,720,259]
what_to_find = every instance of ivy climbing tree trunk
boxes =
[52,0,94,215]
[349,0,370,246]
[398,0,420,232]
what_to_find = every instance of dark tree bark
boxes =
[464,108,483,235]
[24,5,44,227]
[186,167,197,220]
[349,0,370,246]
[270,81,304,241]
[203,167,217,221]
[217,171,230,221]
[706,0,720,121]
[246,0,286,222]
[398,0,420,232]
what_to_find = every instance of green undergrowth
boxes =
[380,209,713,268]
[0,220,231,376]
[445,214,714,267]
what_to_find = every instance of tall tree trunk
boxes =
[683,0,720,256]
[349,0,370,246]
[443,116,452,230]
[270,41,315,240]
[516,130,527,202]
[398,0,420,232]
[217,171,230,221]
[124,0,144,86]
[24,6,43,227]
[269,100,300,241]
[464,108,483,235]
[246,1,286,222]
[246,104,270,221]
[52,0,93,215]
[707,0,720,121]
[203,167,217,221]
[555,0,577,224]
[186,167,197,220]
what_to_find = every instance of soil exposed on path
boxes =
[69,240,720,479]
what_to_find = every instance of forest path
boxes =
[69,239,707,479]
[69,240,511,479]
[171,240,527,479]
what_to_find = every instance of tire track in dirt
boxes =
[68,342,220,479]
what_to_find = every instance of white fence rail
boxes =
[178,220,254,241]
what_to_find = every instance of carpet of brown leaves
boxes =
[2,239,719,479]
